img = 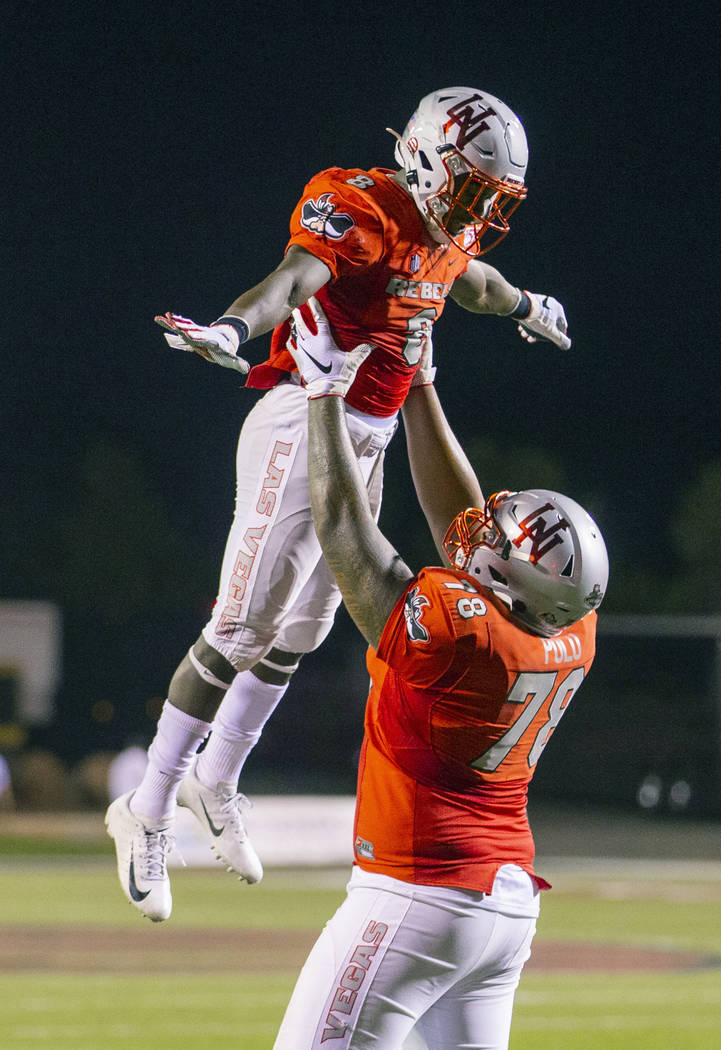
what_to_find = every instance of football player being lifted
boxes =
[107,87,573,922]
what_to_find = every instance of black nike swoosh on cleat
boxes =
[200,798,225,837]
[128,852,151,902]
[300,349,333,374]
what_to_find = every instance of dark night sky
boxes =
[4,2,718,681]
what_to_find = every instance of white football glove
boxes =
[154,312,250,374]
[516,291,571,351]
[288,297,374,398]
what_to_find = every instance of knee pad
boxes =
[188,638,236,690]
[252,647,303,686]
[167,637,236,715]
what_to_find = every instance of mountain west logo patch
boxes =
[354,835,375,860]
[300,193,355,240]
[403,585,430,642]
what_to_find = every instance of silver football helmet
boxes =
[389,86,528,255]
[444,490,608,636]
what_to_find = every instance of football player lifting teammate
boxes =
[271,299,607,1049]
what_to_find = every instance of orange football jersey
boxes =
[246,167,469,416]
[353,567,597,892]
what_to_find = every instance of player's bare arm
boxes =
[308,395,414,650]
[286,299,414,649]
[221,245,331,339]
[402,381,483,563]
[155,245,331,371]
[451,261,572,350]
[450,260,520,315]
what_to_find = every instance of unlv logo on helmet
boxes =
[444,94,498,150]
[301,193,355,241]
[512,503,570,564]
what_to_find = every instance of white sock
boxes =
[131,700,212,821]
[195,670,288,789]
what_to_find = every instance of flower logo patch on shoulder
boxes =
[300,193,355,240]
[403,585,430,642]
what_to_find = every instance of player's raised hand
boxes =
[289,297,374,398]
[517,292,571,351]
[154,313,250,374]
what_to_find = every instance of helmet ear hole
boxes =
[418,150,434,171]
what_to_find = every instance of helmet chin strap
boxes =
[386,126,404,161]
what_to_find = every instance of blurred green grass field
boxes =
[0,849,720,1049]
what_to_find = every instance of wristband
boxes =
[410,366,436,387]
[509,290,532,320]
[213,315,250,344]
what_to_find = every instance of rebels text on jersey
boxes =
[352,567,597,892]
[245,167,469,416]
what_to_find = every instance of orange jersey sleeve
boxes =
[352,567,597,891]
[246,167,469,416]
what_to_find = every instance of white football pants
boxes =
[203,382,396,669]
[274,867,538,1050]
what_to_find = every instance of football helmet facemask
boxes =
[444,490,608,636]
[389,87,528,256]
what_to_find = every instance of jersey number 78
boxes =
[471,667,585,773]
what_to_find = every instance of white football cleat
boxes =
[177,759,263,884]
[105,791,174,922]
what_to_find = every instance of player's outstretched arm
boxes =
[308,397,414,649]
[155,246,331,370]
[288,299,414,649]
[451,260,572,350]
[220,245,332,340]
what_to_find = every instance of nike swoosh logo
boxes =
[201,798,225,837]
[128,852,150,902]
[300,349,333,374]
